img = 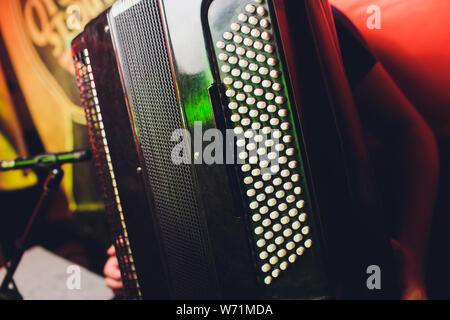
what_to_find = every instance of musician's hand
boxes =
[391,239,428,300]
[104,245,124,295]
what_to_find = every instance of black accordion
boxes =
[72,0,396,299]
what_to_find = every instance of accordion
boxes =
[72,0,396,299]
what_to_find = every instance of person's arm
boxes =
[355,62,439,299]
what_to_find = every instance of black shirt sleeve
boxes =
[331,6,378,89]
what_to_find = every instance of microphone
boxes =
[0,150,92,172]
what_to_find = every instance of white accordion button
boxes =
[288,254,297,263]
[259,206,269,215]
[267,243,276,252]
[252,213,261,222]
[216,41,226,49]
[270,211,280,220]
[239,59,249,68]
[272,269,280,278]
[262,218,271,227]
[265,186,275,194]
[231,23,241,31]
[226,44,236,53]
[243,37,254,47]
[250,201,260,211]
[299,213,307,222]
[296,200,305,209]
[236,47,246,56]
[269,256,279,265]
[275,236,284,245]
[254,226,264,235]
[253,40,263,50]
[286,195,296,204]
[257,6,266,16]
[223,32,233,40]
[272,223,282,232]
[238,13,248,22]
[304,239,312,248]
[283,228,293,237]
[288,208,298,217]
[301,226,310,235]
[264,44,274,54]
[244,176,253,185]
[260,251,269,260]
[219,53,229,61]
[251,29,261,38]
[245,4,256,13]
[286,241,295,251]
[276,249,286,259]
[264,231,274,240]
[260,19,270,29]
[293,234,303,243]
[257,238,266,248]
[292,221,301,230]
[241,25,251,34]
[234,35,243,43]
[267,198,277,207]
[296,247,305,256]
[267,57,278,66]
[270,70,280,78]
[248,16,259,26]
[261,31,271,41]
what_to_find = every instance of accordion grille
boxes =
[108,0,217,297]
[73,48,142,299]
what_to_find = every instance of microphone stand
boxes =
[0,167,64,300]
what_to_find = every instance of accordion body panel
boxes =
[72,14,169,299]
[72,0,396,299]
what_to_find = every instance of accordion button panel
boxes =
[209,0,316,287]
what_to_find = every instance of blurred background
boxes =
[0,0,116,278]
[331,0,450,299]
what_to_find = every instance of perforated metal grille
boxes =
[73,47,141,299]
[108,0,216,297]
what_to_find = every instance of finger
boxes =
[105,267,122,281]
[110,255,119,268]
[105,277,124,290]
[107,245,116,256]
[104,258,122,281]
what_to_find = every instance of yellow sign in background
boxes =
[0,65,38,191]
